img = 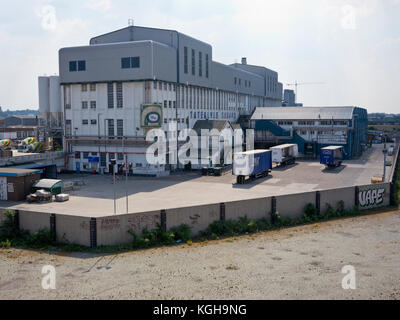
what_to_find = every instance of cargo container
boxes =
[233,150,272,184]
[270,144,298,166]
[320,146,344,168]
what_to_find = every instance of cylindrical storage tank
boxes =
[38,76,50,113]
[49,76,61,113]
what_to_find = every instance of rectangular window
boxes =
[206,54,209,78]
[164,100,167,108]
[83,152,89,159]
[173,101,176,108]
[82,119,88,125]
[164,118,168,124]
[69,61,77,72]
[184,47,188,74]
[107,119,114,137]
[199,52,202,77]
[81,84,87,92]
[90,101,96,109]
[100,153,107,167]
[121,57,131,69]
[234,77,237,85]
[65,120,72,136]
[117,153,124,161]
[169,101,172,108]
[191,49,195,76]
[91,119,97,125]
[117,119,123,137]
[78,60,86,71]
[153,81,157,89]
[107,83,114,108]
[75,151,81,159]
[90,84,96,91]
[159,82,162,90]
[131,57,140,68]
[92,152,98,156]
[82,101,88,109]
[164,82,167,90]
[121,57,140,68]
[116,82,123,108]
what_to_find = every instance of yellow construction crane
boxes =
[286,81,325,103]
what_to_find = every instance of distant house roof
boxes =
[231,123,242,131]
[0,168,41,177]
[251,107,356,121]
[192,120,232,135]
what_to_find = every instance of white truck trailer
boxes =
[270,144,299,167]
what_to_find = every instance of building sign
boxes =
[141,104,162,128]
[88,156,100,163]
[358,187,386,209]
[7,183,14,193]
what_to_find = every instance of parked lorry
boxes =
[233,150,272,184]
[270,144,298,167]
[18,137,44,153]
[320,146,344,168]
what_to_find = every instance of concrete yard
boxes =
[0,144,393,217]
[0,210,399,299]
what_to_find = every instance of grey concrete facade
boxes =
[59,25,283,101]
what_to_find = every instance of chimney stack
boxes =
[241,57,247,65]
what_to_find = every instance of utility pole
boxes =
[123,136,128,214]
[383,135,387,181]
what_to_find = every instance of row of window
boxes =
[75,151,125,161]
[81,84,96,92]
[69,57,141,73]
[164,118,187,124]
[82,119,97,125]
[81,101,97,109]
[121,57,140,69]
[277,121,349,126]
[297,130,347,136]
[184,47,209,78]
[153,81,176,92]
[234,77,252,88]
[79,119,124,137]
[69,60,86,72]
[108,82,123,108]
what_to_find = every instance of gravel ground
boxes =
[0,210,400,300]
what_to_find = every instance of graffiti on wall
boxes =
[359,188,385,208]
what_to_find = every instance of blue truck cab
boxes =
[320,146,344,168]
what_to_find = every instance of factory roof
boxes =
[0,168,41,177]
[270,144,298,150]
[321,146,344,151]
[235,149,270,156]
[192,120,231,135]
[251,107,356,121]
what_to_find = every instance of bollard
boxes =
[220,203,226,222]
[50,214,56,242]
[90,218,97,248]
[160,209,167,232]
[316,191,321,215]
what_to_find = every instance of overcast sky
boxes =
[1,0,399,113]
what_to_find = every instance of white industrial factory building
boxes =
[39,25,283,176]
